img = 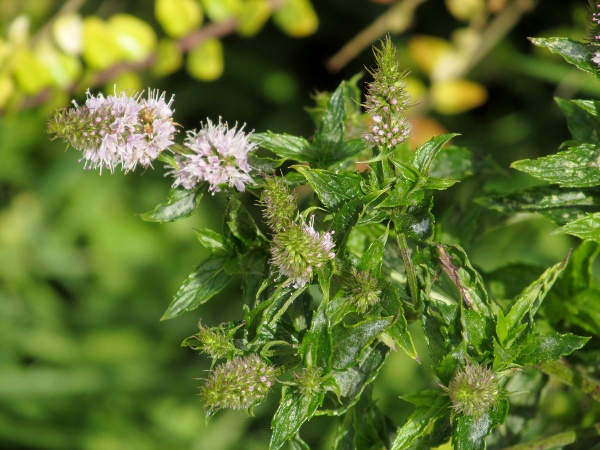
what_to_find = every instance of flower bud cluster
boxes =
[47,89,176,173]
[201,354,276,415]
[343,268,382,313]
[259,176,297,232]
[270,216,336,288]
[292,366,325,397]
[364,37,412,148]
[170,118,256,193]
[589,1,600,66]
[189,321,241,361]
[446,362,501,418]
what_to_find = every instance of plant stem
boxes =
[396,232,419,307]
[537,359,600,403]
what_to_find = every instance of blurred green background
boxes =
[1,0,599,448]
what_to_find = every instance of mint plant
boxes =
[47,6,600,447]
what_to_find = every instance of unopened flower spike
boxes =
[270,215,336,288]
[187,320,243,364]
[364,36,412,148]
[170,118,257,193]
[343,268,382,314]
[259,175,297,233]
[443,361,503,418]
[47,88,177,173]
[588,1,600,67]
[200,354,277,418]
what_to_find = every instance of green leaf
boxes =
[530,37,598,78]
[300,295,332,369]
[556,98,600,145]
[378,284,417,360]
[461,308,494,359]
[563,241,600,295]
[270,387,324,450]
[411,133,459,175]
[194,228,231,255]
[511,143,600,188]
[330,317,394,370]
[478,186,600,226]
[501,255,569,349]
[452,400,509,450]
[313,81,346,154]
[326,345,389,415]
[225,196,266,247]
[252,132,313,162]
[357,229,388,275]
[323,139,370,168]
[429,146,474,180]
[568,288,600,336]
[514,332,589,366]
[161,255,232,320]
[139,187,202,222]
[390,199,435,241]
[552,212,600,242]
[391,391,451,450]
[294,166,364,210]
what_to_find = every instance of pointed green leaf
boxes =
[323,138,370,167]
[194,228,230,254]
[300,294,332,369]
[391,391,451,450]
[139,186,202,222]
[313,81,346,152]
[225,196,266,247]
[294,166,364,209]
[512,143,600,188]
[530,37,598,78]
[378,284,417,360]
[252,132,313,162]
[161,255,232,320]
[411,133,459,175]
[452,399,509,450]
[552,212,600,242]
[556,98,600,145]
[270,387,324,450]
[357,229,388,275]
[514,332,589,366]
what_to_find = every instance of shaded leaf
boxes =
[411,133,459,174]
[556,98,600,145]
[552,212,600,242]
[514,332,589,366]
[252,132,313,162]
[295,166,364,210]
[530,37,598,78]
[139,186,202,222]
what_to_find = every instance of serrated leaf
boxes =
[312,81,345,157]
[514,332,589,366]
[511,144,600,188]
[295,166,364,210]
[452,399,509,450]
[270,387,324,450]
[194,228,230,254]
[412,133,459,175]
[478,186,600,226]
[501,255,569,349]
[139,187,202,222]
[323,138,370,168]
[225,196,266,247]
[357,229,388,275]
[530,37,598,78]
[552,212,600,242]
[300,295,332,369]
[330,317,394,370]
[378,284,417,360]
[556,98,600,145]
[429,146,474,180]
[161,255,232,320]
[391,391,451,450]
[251,132,312,162]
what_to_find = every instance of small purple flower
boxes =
[171,118,256,192]
[48,88,176,173]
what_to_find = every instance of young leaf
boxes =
[251,132,313,162]
[139,186,202,222]
[194,228,231,255]
[312,81,346,159]
[270,387,324,450]
[511,144,600,188]
[294,166,364,210]
[555,98,600,145]
[411,133,459,175]
[514,332,589,366]
[161,254,233,320]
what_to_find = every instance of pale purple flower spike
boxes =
[171,118,256,192]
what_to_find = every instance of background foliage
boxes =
[2,0,600,449]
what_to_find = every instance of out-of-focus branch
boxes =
[326,0,426,73]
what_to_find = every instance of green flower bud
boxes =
[364,36,412,148]
[292,366,325,397]
[188,321,241,361]
[446,362,501,418]
[343,268,381,314]
[259,175,297,232]
[200,354,277,416]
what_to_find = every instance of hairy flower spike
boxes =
[189,321,241,361]
[48,89,176,173]
[171,118,256,193]
[270,216,336,288]
[445,362,501,418]
[200,354,276,415]
[343,268,381,313]
[364,37,412,148]
[588,1,600,66]
[260,176,297,233]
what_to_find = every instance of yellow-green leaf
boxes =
[82,16,121,70]
[430,79,487,115]
[200,0,242,22]
[152,38,183,77]
[155,0,203,38]
[109,14,157,62]
[237,0,272,37]
[273,0,318,38]
[186,38,224,81]
[35,41,82,88]
[12,48,52,94]
[52,13,83,56]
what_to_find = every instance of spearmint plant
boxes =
[48,5,600,446]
